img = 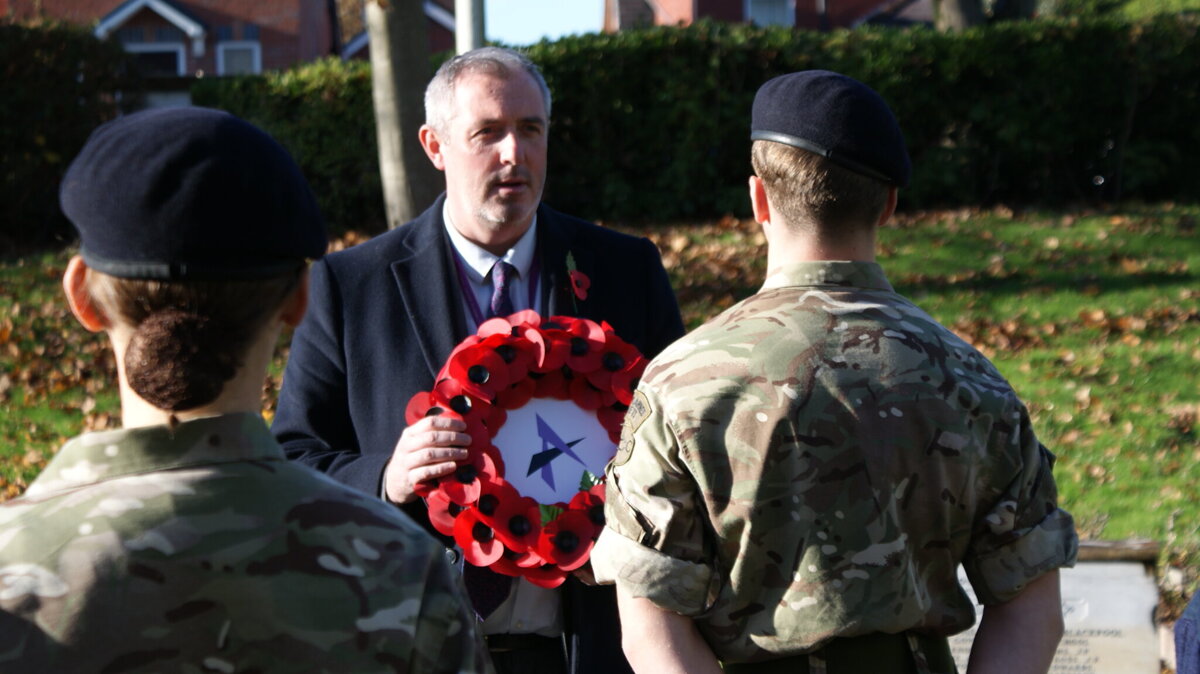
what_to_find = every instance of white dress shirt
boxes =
[444,205,540,330]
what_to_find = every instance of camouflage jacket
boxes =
[0,413,491,674]
[593,261,1077,663]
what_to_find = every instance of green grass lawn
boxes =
[879,208,1200,551]
[1122,0,1200,19]
[3,204,1199,602]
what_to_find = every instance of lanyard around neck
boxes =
[452,250,541,328]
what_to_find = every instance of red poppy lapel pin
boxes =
[566,251,590,311]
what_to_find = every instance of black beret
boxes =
[751,70,911,188]
[60,107,326,280]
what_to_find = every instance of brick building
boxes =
[603,0,931,33]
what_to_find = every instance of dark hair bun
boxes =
[124,309,240,411]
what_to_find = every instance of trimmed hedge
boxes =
[9,15,1200,241]
[191,58,387,233]
[530,16,1200,220]
[1,21,140,250]
[195,15,1200,230]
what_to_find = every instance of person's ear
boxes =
[280,269,310,328]
[749,175,771,226]
[877,187,898,228]
[419,125,447,171]
[62,256,108,332]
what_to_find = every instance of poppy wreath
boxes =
[405,310,646,588]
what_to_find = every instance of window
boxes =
[125,42,186,77]
[117,27,144,42]
[217,41,262,75]
[746,0,794,26]
[155,26,184,41]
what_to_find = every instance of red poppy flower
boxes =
[404,390,449,426]
[427,489,467,537]
[491,491,543,553]
[435,336,483,380]
[523,325,571,372]
[471,477,515,526]
[569,317,606,341]
[536,510,596,571]
[569,270,590,301]
[432,378,495,439]
[523,564,568,589]
[446,344,512,402]
[480,442,506,477]
[453,507,505,567]
[586,339,644,391]
[569,376,606,411]
[491,549,533,577]
[532,367,572,401]
[482,405,508,437]
[610,357,648,406]
[478,309,542,339]
[441,448,498,506]
[513,548,548,568]
[564,319,606,373]
[478,333,534,383]
[496,377,536,410]
[568,484,607,540]
[597,403,628,444]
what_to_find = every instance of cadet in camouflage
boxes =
[0,414,490,673]
[595,260,1077,662]
[0,107,491,673]
[592,71,1077,674]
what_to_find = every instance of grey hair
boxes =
[424,47,552,133]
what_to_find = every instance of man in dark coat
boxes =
[273,47,684,674]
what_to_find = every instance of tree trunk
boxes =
[367,0,442,229]
[934,0,986,30]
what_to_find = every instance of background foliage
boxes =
[0,20,141,251]
[531,15,1200,221]
[191,59,387,233]
[4,14,1199,240]
[190,15,1200,231]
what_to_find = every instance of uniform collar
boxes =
[24,413,283,497]
[443,202,538,284]
[760,260,894,293]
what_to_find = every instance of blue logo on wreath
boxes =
[527,414,586,489]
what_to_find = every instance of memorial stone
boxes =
[950,544,1161,673]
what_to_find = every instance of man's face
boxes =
[422,69,548,254]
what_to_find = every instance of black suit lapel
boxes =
[391,198,467,381]
[538,206,576,318]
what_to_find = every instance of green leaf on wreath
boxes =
[539,504,564,525]
[579,470,601,491]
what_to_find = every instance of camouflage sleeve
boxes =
[962,408,1079,606]
[408,552,493,674]
[592,388,718,617]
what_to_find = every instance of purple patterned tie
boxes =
[489,261,516,319]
